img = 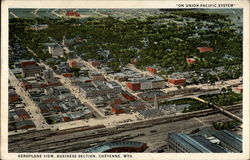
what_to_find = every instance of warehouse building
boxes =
[168,129,241,153]
[83,141,147,153]
[168,76,186,86]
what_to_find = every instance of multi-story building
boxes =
[168,129,242,153]
[126,76,165,91]
[20,60,42,77]
[21,60,37,68]
[80,81,122,98]
[43,69,54,80]
[88,71,105,80]
[126,82,141,91]
[105,81,122,94]
[150,76,165,89]
[197,47,213,53]
[22,65,42,77]
[146,66,157,74]
[48,45,64,58]
[168,76,186,86]
[169,133,214,153]
[139,79,152,90]
[111,105,125,114]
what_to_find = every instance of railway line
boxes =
[9,105,242,153]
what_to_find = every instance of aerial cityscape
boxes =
[8,8,243,153]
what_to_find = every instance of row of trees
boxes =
[212,120,241,130]
[9,10,242,78]
[201,92,242,106]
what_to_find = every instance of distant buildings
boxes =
[186,58,196,64]
[66,11,80,17]
[197,47,214,53]
[168,129,242,153]
[26,24,48,31]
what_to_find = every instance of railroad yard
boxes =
[9,105,242,153]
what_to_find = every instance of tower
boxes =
[154,94,158,109]
[62,35,66,46]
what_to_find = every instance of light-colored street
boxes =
[9,71,49,130]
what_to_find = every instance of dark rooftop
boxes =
[83,141,146,153]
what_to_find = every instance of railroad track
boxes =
[9,105,242,152]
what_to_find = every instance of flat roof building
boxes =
[169,133,214,153]
[169,129,242,153]
[83,141,147,153]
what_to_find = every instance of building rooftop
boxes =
[169,133,212,153]
[139,91,167,99]
[106,81,120,87]
[139,108,163,118]
[194,128,242,152]
[15,120,35,129]
[15,109,29,117]
[83,141,146,153]
[191,135,228,153]
[213,130,242,152]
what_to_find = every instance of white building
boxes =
[106,81,122,93]
[48,46,64,58]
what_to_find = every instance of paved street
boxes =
[9,71,49,130]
